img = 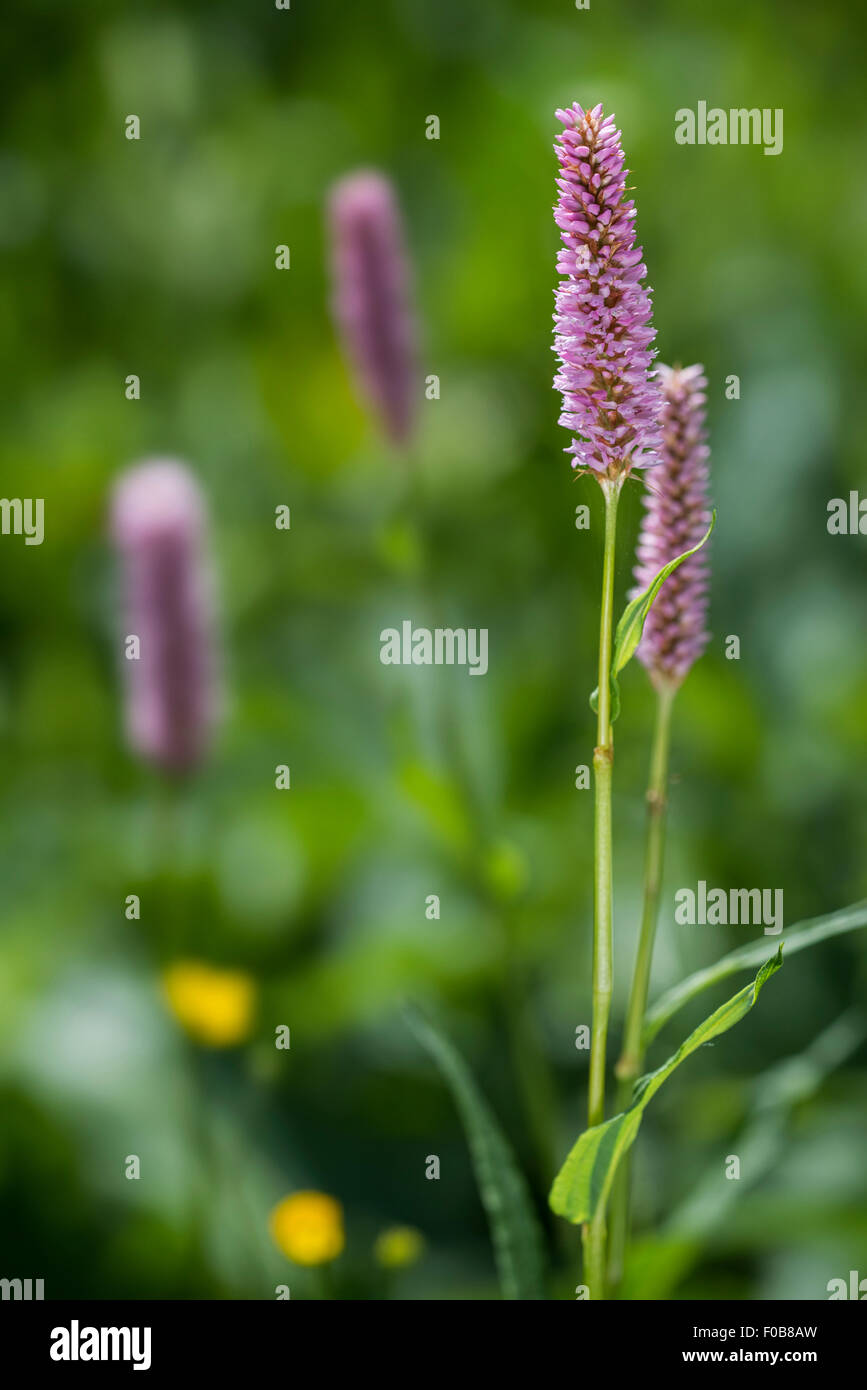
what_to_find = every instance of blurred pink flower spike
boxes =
[328,169,419,448]
[110,458,220,775]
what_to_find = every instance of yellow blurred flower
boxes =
[270,1191,344,1266]
[374,1225,425,1269]
[162,960,256,1047]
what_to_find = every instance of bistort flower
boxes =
[553,104,661,480]
[110,459,219,773]
[633,363,712,686]
[328,170,418,447]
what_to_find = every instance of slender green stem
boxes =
[619,681,676,1082]
[582,478,621,1300]
[607,679,676,1289]
[582,1212,608,1301]
[589,479,621,1127]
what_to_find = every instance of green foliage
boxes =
[1,0,865,1301]
[622,1009,867,1299]
[550,949,783,1226]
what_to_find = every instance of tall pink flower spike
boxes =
[553,104,661,479]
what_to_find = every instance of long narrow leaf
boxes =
[622,1009,867,1300]
[612,511,716,678]
[590,510,715,717]
[406,1004,546,1299]
[643,899,867,1048]
[550,948,782,1226]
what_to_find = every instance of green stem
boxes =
[583,478,621,1299]
[589,480,621,1127]
[619,681,676,1083]
[608,679,676,1289]
[582,1212,608,1301]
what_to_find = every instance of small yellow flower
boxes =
[374,1225,425,1270]
[162,960,256,1047]
[270,1191,344,1266]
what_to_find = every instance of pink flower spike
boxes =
[632,364,713,687]
[110,459,220,774]
[328,170,419,448]
[552,104,661,480]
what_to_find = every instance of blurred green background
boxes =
[1,0,866,1300]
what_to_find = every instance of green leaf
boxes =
[549,947,782,1226]
[622,1008,867,1300]
[643,899,867,1048]
[589,511,715,720]
[612,510,716,679]
[405,1004,546,1300]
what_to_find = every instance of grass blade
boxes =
[406,1004,546,1300]
[643,899,867,1048]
